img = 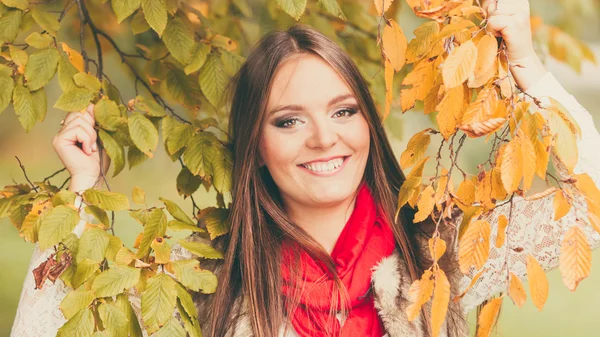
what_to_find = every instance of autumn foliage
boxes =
[0,0,598,336]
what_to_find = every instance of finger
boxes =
[59,126,94,155]
[63,110,94,127]
[486,15,511,37]
[60,120,97,149]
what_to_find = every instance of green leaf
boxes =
[31,87,47,122]
[13,80,38,132]
[159,197,194,225]
[24,31,52,49]
[53,87,94,111]
[232,0,252,17]
[58,55,79,92]
[153,317,186,337]
[77,227,110,263]
[84,205,110,227]
[102,79,121,104]
[171,259,218,293]
[59,288,96,320]
[178,240,223,259]
[136,207,167,258]
[31,8,60,36]
[98,302,129,337]
[141,273,177,334]
[83,189,130,211]
[24,48,60,91]
[166,123,193,156]
[176,166,201,197]
[164,68,201,108]
[163,17,194,65]
[1,0,29,10]
[317,0,345,19]
[132,186,146,204]
[95,98,126,131]
[38,204,80,250]
[56,308,95,337]
[52,189,76,206]
[175,283,196,322]
[9,45,27,66]
[212,143,232,194]
[115,293,144,337]
[141,0,167,36]
[220,49,245,77]
[72,259,100,288]
[276,0,307,20]
[73,72,102,92]
[134,95,166,117]
[92,265,141,297]
[168,220,205,233]
[111,0,141,23]
[184,43,210,75]
[203,207,230,240]
[199,53,229,108]
[130,10,150,34]
[128,112,159,158]
[0,68,14,115]
[98,130,126,177]
[128,146,149,169]
[183,132,220,178]
[0,9,22,42]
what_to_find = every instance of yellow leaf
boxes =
[400,129,431,169]
[459,87,500,137]
[497,54,514,98]
[553,190,571,221]
[400,58,436,112]
[548,107,579,173]
[442,40,477,89]
[560,226,591,291]
[455,179,476,211]
[501,135,523,193]
[490,167,507,201]
[374,0,394,15]
[383,58,394,120]
[406,269,434,321]
[423,74,443,115]
[469,34,498,88]
[436,84,465,140]
[415,186,435,223]
[61,43,84,73]
[435,168,450,210]
[520,132,536,191]
[406,21,440,64]
[454,269,485,302]
[574,173,600,201]
[495,214,509,248]
[459,117,505,138]
[428,237,447,263]
[431,268,450,337]
[508,273,527,308]
[383,19,408,72]
[458,219,491,273]
[408,184,422,208]
[476,297,503,337]
[526,255,549,311]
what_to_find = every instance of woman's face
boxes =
[259,53,370,210]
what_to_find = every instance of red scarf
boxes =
[281,183,396,336]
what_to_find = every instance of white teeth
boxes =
[302,157,344,173]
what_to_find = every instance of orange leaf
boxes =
[476,297,503,337]
[501,135,523,193]
[454,268,486,302]
[383,19,408,71]
[455,179,476,211]
[490,167,507,201]
[431,268,450,337]
[374,0,395,15]
[406,22,440,64]
[458,219,491,273]
[401,58,436,112]
[383,58,394,120]
[436,84,465,140]
[435,167,450,210]
[553,190,571,221]
[526,255,549,311]
[460,87,499,127]
[415,1,464,22]
[406,269,434,321]
[548,102,579,173]
[560,226,591,291]
[574,173,600,201]
[415,186,436,223]
[61,42,85,73]
[508,273,527,308]
[524,187,558,201]
[442,40,477,89]
[428,237,447,263]
[495,214,508,248]
[469,34,498,88]
[400,129,432,169]
[520,131,536,191]
[496,54,513,98]
[459,117,506,138]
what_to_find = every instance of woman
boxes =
[11,0,600,336]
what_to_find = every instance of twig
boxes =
[15,156,39,192]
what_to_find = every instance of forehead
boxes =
[266,53,355,110]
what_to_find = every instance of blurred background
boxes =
[1,0,599,336]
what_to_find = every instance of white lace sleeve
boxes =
[11,194,93,337]
[459,72,600,313]
[10,194,195,336]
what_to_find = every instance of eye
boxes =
[333,108,358,118]
[275,117,302,128]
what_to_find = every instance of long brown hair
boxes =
[204,24,463,337]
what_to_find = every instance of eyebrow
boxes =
[267,93,356,116]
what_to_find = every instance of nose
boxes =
[306,116,339,149]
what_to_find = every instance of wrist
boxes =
[508,53,547,92]
[68,175,104,193]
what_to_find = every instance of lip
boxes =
[301,155,348,165]
[298,156,349,177]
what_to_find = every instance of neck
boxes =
[283,192,359,255]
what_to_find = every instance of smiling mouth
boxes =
[299,156,348,174]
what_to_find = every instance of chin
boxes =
[306,183,356,206]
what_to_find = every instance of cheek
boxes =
[258,129,300,173]
[346,115,371,156]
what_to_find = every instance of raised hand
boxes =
[52,103,110,192]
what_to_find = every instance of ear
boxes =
[258,155,265,167]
